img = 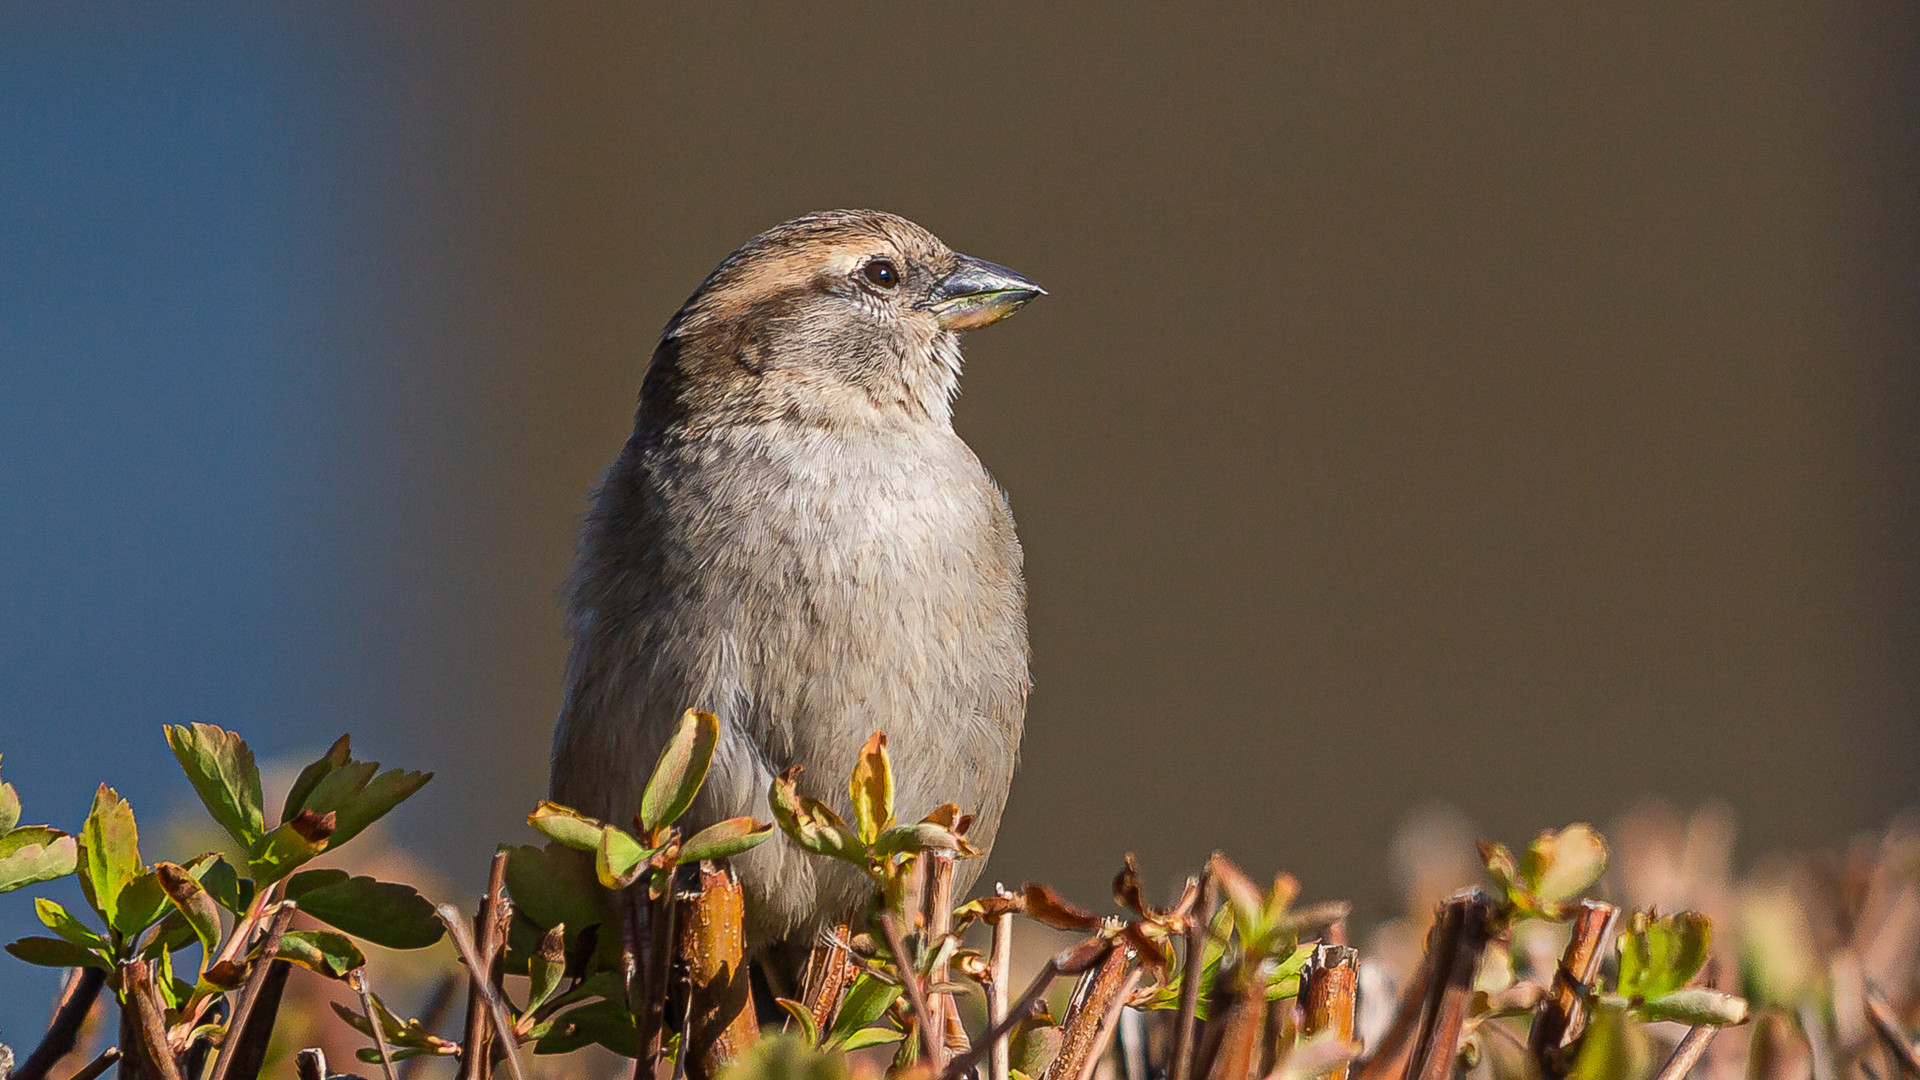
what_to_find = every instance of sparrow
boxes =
[549,209,1042,987]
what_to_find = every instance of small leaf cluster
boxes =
[1479,823,1608,921]
[3,725,437,1052]
[769,731,979,917]
[529,710,774,896]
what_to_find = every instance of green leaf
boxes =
[6,935,110,971]
[0,829,77,894]
[640,709,718,833]
[1520,824,1608,908]
[248,822,328,885]
[197,856,252,914]
[769,768,863,864]
[871,822,969,859]
[679,817,774,864]
[776,998,822,1047]
[0,755,20,835]
[290,874,444,950]
[113,871,175,940]
[1567,1001,1649,1080]
[79,785,142,927]
[838,1028,906,1052]
[848,731,893,845]
[154,862,224,958]
[283,735,352,824]
[277,928,366,978]
[595,827,651,890]
[1009,1014,1063,1078]
[504,844,611,950]
[528,924,568,1013]
[528,803,608,852]
[536,999,640,1058]
[826,974,902,1046]
[1638,989,1749,1027]
[35,897,107,950]
[715,1034,852,1080]
[164,723,265,847]
[1617,911,1711,1000]
[328,768,431,849]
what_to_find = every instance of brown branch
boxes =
[800,925,854,1038]
[1352,943,1436,1080]
[350,969,399,1080]
[459,852,510,1080]
[1197,970,1266,1080]
[121,960,184,1080]
[635,875,678,1079]
[1047,941,1135,1080]
[940,937,1113,1080]
[1404,890,1496,1080]
[925,854,958,1060]
[880,912,945,1069]
[15,966,107,1080]
[436,904,528,1080]
[1650,1027,1719,1080]
[1075,969,1145,1080]
[1301,945,1359,1080]
[69,1046,122,1080]
[1867,988,1920,1079]
[1528,900,1617,1079]
[678,861,760,1080]
[207,901,297,1080]
[1169,871,1216,1080]
[989,896,1016,1080]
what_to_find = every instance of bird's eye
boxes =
[862,259,900,290]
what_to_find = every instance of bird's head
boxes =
[640,209,1044,433]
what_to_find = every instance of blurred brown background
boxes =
[5,3,1917,966]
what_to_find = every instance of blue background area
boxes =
[0,9,404,1034]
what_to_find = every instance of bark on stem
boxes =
[677,862,759,1080]
[1528,901,1618,1079]
[1074,970,1145,1080]
[1169,873,1215,1080]
[1649,1027,1719,1080]
[120,961,182,1080]
[459,852,510,1080]
[940,938,1112,1080]
[1046,942,1135,1080]
[1404,890,1497,1080]
[989,897,1015,1080]
[206,902,297,1080]
[879,913,945,1070]
[1301,945,1359,1080]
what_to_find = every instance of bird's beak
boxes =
[920,255,1046,331]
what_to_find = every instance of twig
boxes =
[941,938,1113,1080]
[294,1048,328,1080]
[15,966,107,1080]
[122,961,184,1080]
[1196,968,1264,1080]
[1403,891,1495,1080]
[1048,940,1135,1080]
[678,861,760,1080]
[801,925,854,1037]
[637,876,678,1079]
[1075,970,1145,1080]
[206,901,297,1080]
[351,969,400,1080]
[460,852,510,1080]
[436,904,529,1080]
[70,1047,122,1080]
[880,912,946,1069]
[1301,946,1359,1080]
[989,893,1016,1080]
[1866,988,1920,1079]
[1529,900,1618,1079]
[1351,945,1436,1080]
[926,854,958,1059]
[1650,1027,1719,1080]
[1169,872,1215,1080]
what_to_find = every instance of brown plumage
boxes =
[549,210,1043,988]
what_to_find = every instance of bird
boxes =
[549,209,1042,989]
